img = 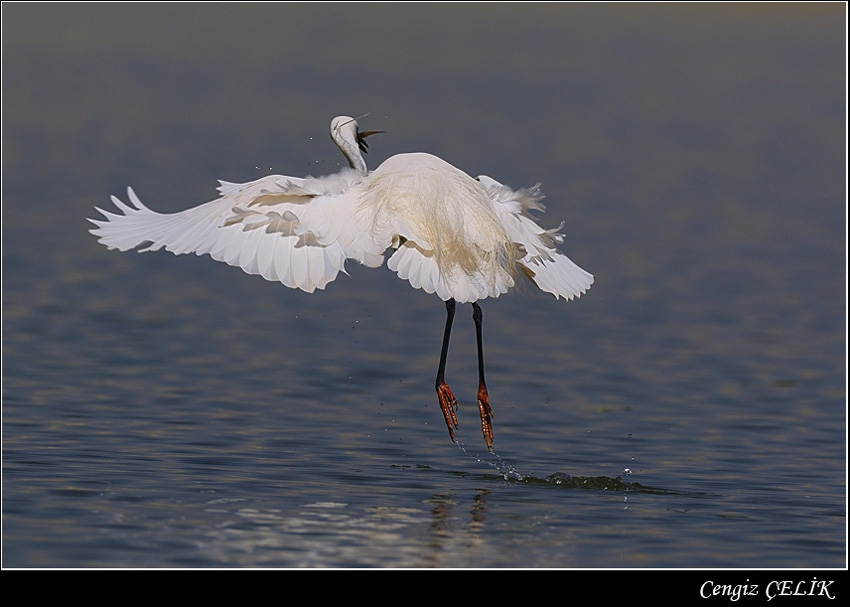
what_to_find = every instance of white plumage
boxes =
[89,115,593,449]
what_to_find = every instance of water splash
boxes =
[452,445,693,497]
[454,440,524,480]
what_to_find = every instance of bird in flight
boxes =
[89,115,593,450]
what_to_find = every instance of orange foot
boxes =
[437,382,459,442]
[477,383,494,451]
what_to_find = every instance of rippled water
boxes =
[3,4,845,568]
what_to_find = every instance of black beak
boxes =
[356,129,385,153]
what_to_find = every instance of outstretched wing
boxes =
[477,175,594,301]
[88,170,384,293]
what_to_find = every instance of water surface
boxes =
[2,4,845,568]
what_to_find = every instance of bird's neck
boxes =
[334,137,368,175]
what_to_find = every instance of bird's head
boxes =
[331,115,384,155]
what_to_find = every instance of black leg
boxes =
[436,299,456,388]
[436,298,458,441]
[472,302,494,450]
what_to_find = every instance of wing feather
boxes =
[89,171,386,293]
[478,175,594,301]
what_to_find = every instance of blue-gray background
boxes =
[2,4,845,567]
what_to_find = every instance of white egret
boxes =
[89,115,593,450]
